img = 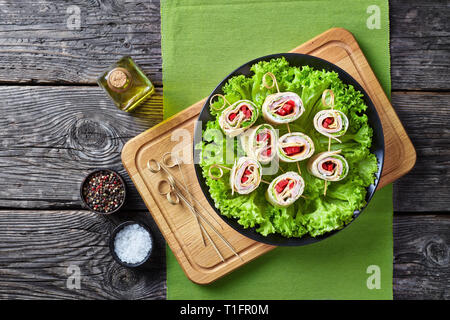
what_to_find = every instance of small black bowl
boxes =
[80,168,127,215]
[109,221,154,269]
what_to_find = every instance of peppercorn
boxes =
[82,170,125,214]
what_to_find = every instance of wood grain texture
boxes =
[122,99,275,284]
[0,87,447,212]
[392,92,450,212]
[0,209,166,300]
[393,214,450,300]
[390,0,450,91]
[0,209,447,300]
[0,86,161,210]
[0,0,162,86]
[0,0,448,91]
[0,0,447,300]
[290,27,416,188]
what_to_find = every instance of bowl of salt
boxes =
[109,221,154,269]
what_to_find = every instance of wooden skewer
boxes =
[296,162,302,175]
[321,89,336,197]
[164,153,206,247]
[210,93,231,111]
[175,189,242,261]
[263,72,280,93]
[167,185,226,262]
[149,159,206,246]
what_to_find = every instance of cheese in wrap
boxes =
[277,132,315,163]
[262,92,304,125]
[266,171,304,207]
[218,100,258,137]
[307,151,349,181]
[229,157,262,195]
[313,109,349,141]
[240,124,278,164]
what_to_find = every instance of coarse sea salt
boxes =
[114,224,152,264]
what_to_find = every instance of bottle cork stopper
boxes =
[107,67,132,92]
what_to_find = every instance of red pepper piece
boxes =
[283,146,302,156]
[283,103,294,114]
[322,161,335,171]
[275,179,289,193]
[229,113,237,121]
[241,176,248,183]
[289,181,295,189]
[261,148,272,157]
[322,117,334,128]
[276,108,287,116]
[286,100,295,106]
[256,132,267,142]
[240,105,252,119]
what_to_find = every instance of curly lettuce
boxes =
[199,57,379,238]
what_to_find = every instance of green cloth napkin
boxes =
[161,0,392,299]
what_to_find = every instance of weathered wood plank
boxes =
[0,0,448,91]
[0,0,162,86]
[393,214,450,300]
[1,87,448,212]
[391,92,450,212]
[389,0,450,91]
[0,86,161,210]
[0,209,166,300]
[0,210,447,299]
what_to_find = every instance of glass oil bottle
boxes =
[97,56,155,112]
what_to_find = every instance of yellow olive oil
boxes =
[97,56,155,112]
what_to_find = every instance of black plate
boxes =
[193,53,384,246]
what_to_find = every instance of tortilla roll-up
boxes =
[277,132,315,163]
[240,124,278,164]
[262,92,304,125]
[266,172,305,207]
[307,151,349,182]
[229,157,262,195]
[313,109,349,141]
[218,100,259,137]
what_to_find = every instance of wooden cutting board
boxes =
[121,28,416,284]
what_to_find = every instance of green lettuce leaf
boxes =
[200,57,379,238]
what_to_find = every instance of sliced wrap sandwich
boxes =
[240,124,278,164]
[307,150,349,181]
[277,132,315,163]
[262,92,304,125]
[229,157,262,195]
[218,100,259,137]
[313,109,349,141]
[266,171,304,207]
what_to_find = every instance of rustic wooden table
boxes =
[0,0,448,300]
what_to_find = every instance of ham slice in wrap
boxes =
[313,109,349,141]
[277,132,315,163]
[266,171,304,207]
[229,157,262,195]
[262,92,304,125]
[307,150,349,181]
[218,100,258,137]
[240,124,278,164]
